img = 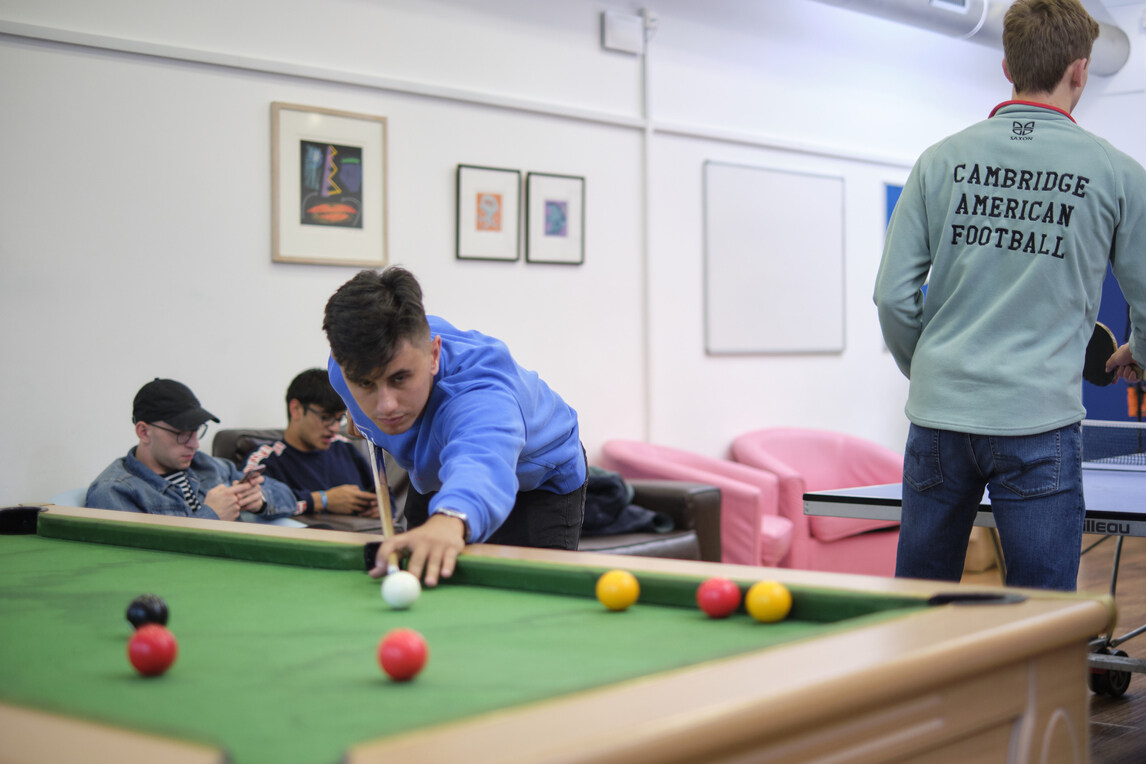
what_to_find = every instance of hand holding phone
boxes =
[239,465,266,484]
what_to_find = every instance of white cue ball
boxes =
[381,570,422,610]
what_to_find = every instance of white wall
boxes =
[1,0,1142,504]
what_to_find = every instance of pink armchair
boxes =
[599,440,792,567]
[730,428,901,576]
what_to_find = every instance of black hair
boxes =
[322,267,431,384]
[285,368,346,419]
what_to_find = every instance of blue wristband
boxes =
[319,491,328,511]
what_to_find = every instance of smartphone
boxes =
[239,465,266,484]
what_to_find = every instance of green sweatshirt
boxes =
[874,101,1146,435]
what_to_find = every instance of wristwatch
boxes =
[433,508,470,542]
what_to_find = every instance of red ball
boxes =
[696,577,742,619]
[128,624,178,676]
[377,628,428,682]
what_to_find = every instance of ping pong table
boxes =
[804,421,1146,697]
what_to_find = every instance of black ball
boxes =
[126,594,169,629]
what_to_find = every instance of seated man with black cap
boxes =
[86,378,297,522]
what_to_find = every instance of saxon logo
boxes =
[1012,121,1035,136]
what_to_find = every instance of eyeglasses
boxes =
[305,406,347,428]
[148,422,209,445]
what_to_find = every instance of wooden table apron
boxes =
[0,506,1116,764]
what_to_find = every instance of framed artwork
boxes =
[455,165,521,261]
[525,172,585,265]
[271,102,388,266]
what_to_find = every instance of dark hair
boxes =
[285,368,346,419]
[1003,0,1099,94]
[322,267,431,384]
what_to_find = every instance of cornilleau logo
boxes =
[1085,519,1131,535]
[1011,121,1035,140]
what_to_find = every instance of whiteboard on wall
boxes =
[703,161,845,354]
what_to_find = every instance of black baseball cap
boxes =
[132,379,220,431]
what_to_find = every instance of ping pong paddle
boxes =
[1084,322,1119,386]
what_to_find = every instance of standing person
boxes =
[873,0,1146,590]
[323,267,587,586]
[86,378,298,522]
[243,368,381,520]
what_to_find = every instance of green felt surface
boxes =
[0,529,926,764]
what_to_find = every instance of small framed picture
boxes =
[526,172,585,265]
[271,102,388,267]
[456,165,521,262]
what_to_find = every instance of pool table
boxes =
[0,504,1114,764]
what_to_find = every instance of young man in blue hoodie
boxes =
[874,0,1146,590]
[323,267,587,585]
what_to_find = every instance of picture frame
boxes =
[525,172,585,265]
[455,165,521,262]
[271,102,388,267]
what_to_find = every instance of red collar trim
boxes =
[989,100,1076,123]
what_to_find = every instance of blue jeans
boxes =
[895,423,1084,591]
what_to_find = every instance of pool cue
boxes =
[366,440,400,575]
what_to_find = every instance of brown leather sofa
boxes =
[211,428,722,562]
[577,480,721,562]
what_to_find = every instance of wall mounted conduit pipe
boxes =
[808,0,1130,76]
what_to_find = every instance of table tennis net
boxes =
[1082,419,1146,465]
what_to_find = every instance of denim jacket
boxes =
[85,447,297,521]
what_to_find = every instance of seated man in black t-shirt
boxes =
[244,369,381,519]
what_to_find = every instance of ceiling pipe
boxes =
[808,0,1129,76]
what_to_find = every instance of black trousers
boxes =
[404,463,587,550]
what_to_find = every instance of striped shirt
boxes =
[164,470,203,513]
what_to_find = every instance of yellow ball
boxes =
[596,569,640,611]
[745,580,792,623]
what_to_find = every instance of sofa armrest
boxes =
[211,428,285,466]
[628,480,721,563]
